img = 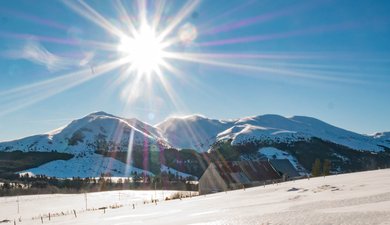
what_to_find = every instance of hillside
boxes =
[158,114,390,152]
[0,111,167,154]
[0,111,389,178]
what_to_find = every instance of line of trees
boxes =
[0,172,198,197]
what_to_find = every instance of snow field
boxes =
[0,190,196,223]
[1,169,390,224]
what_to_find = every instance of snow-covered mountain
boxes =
[0,111,167,154]
[372,131,390,143]
[0,111,169,178]
[0,111,389,177]
[1,112,389,154]
[157,114,390,152]
[156,115,235,152]
[216,115,389,152]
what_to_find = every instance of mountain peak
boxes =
[290,115,326,123]
[170,114,208,120]
[1,112,389,154]
[87,111,116,118]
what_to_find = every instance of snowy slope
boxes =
[26,153,152,178]
[156,115,234,152]
[219,115,389,152]
[217,124,305,146]
[160,165,194,178]
[0,190,192,221]
[1,112,389,178]
[158,114,390,152]
[2,112,388,154]
[0,112,168,177]
[0,111,168,154]
[2,169,390,224]
[372,131,390,145]
[259,147,301,170]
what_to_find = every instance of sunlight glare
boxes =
[118,24,165,76]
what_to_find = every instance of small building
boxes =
[198,160,282,194]
[269,159,301,180]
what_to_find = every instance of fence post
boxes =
[16,195,20,214]
[84,193,88,211]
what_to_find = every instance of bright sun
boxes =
[117,24,165,76]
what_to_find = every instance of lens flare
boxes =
[118,24,166,76]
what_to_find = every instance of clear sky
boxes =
[0,0,389,141]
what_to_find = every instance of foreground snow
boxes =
[2,169,390,224]
[0,190,193,222]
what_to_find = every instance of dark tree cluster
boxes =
[0,172,198,197]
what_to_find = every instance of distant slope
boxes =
[372,132,390,148]
[0,111,389,177]
[158,114,390,152]
[0,112,167,178]
[0,151,73,176]
[156,115,234,152]
[2,112,388,154]
[0,111,168,154]
[217,115,388,152]
[27,153,151,178]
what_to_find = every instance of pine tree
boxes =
[323,159,331,176]
[311,159,322,177]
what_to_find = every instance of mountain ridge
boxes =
[1,111,389,178]
[1,111,389,153]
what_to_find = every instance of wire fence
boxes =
[0,190,198,224]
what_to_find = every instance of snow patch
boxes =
[160,165,196,179]
[25,153,152,178]
[258,147,300,170]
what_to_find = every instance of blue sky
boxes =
[0,0,389,141]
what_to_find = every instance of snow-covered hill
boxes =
[1,112,389,154]
[216,115,389,152]
[156,115,234,152]
[28,153,152,178]
[158,114,390,152]
[0,111,389,177]
[0,111,167,154]
[372,131,390,143]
